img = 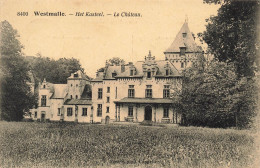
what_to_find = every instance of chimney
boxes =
[121,64,125,72]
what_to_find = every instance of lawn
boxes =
[0,122,257,168]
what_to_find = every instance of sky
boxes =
[1,0,220,77]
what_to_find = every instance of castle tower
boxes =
[164,20,203,71]
[67,70,89,100]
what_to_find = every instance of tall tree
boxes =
[177,55,257,128]
[179,57,237,128]
[202,0,259,78]
[27,55,86,84]
[0,20,35,121]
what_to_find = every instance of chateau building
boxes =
[30,21,203,124]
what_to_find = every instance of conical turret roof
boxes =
[165,21,202,53]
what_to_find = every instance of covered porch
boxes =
[114,98,181,124]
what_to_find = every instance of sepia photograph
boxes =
[0,0,259,167]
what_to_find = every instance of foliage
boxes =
[231,77,258,128]
[107,57,125,66]
[179,57,257,128]
[96,57,126,73]
[0,122,255,168]
[26,54,86,84]
[202,0,259,77]
[0,20,35,121]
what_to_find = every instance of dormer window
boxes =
[166,69,169,76]
[180,47,186,55]
[130,70,134,76]
[182,33,187,38]
[181,62,184,68]
[112,72,117,78]
[147,71,151,79]
[43,85,46,88]
[74,73,78,78]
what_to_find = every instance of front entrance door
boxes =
[105,116,110,124]
[144,106,152,121]
[41,112,45,122]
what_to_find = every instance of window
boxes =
[128,106,133,117]
[76,84,78,87]
[163,85,170,98]
[67,108,73,116]
[41,95,46,106]
[112,72,117,78]
[74,73,78,77]
[43,85,46,88]
[163,108,169,118]
[106,107,109,113]
[107,87,110,93]
[107,97,110,103]
[147,71,151,79]
[115,87,117,99]
[166,69,169,76]
[58,108,61,116]
[82,108,87,116]
[130,70,134,76]
[34,112,37,118]
[182,33,187,38]
[181,62,184,68]
[98,88,103,99]
[71,84,73,87]
[71,95,73,99]
[97,104,102,117]
[180,48,186,55]
[145,85,152,98]
[128,85,135,98]
[76,95,78,99]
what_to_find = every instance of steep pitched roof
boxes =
[51,84,68,99]
[67,70,87,80]
[91,58,181,81]
[81,84,92,99]
[165,22,202,53]
[64,99,92,105]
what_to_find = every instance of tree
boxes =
[96,57,126,73]
[27,55,86,84]
[0,20,35,121]
[202,0,259,78]
[179,56,235,128]
[177,55,257,128]
[107,57,125,66]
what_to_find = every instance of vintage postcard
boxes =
[0,0,259,167]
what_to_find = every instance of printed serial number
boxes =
[17,12,28,16]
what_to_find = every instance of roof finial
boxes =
[185,15,188,23]
[148,50,151,57]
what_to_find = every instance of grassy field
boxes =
[0,122,257,168]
